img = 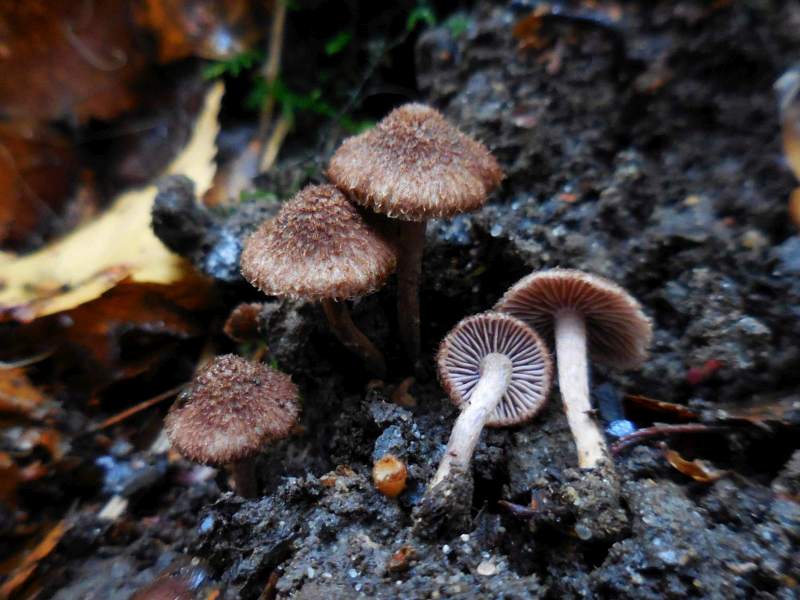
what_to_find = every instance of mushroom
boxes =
[240,184,396,377]
[327,103,503,363]
[165,354,300,498]
[429,312,553,490]
[495,269,652,469]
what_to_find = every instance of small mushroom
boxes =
[327,103,503,363]
[240,184,396,376]
[429,312,553,490]
[165,354,300,498]
[496,269,652,469]
[223,302,264,343]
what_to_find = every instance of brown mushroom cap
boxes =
[495,269,652,370]
[327,103,504,221]
[165,355,299,465]
[240,184,397,301]
[437,312,553,427]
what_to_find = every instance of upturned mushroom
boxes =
[327,103,503,363]
[429,312,553,490]
[240,184,396,376]
[165,354,300,498]
[495,269,652,469]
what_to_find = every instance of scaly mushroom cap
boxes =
[495,269,652,370]
[437,312,553,427]
[240,184,397,301]
[165,355,299,465]
[327,103,504,221]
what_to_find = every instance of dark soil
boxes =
[41,1,800,598]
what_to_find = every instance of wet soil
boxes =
[42,1,800,598]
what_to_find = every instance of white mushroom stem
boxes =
[396,220,426,364]
[321,298,387,377]
[429,353,513,489]
[554,310,609,469]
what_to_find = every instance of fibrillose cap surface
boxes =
[240,184,397,301]
[437,312,553,427]
[165,355,300,465]
[327,103,504,221]
[495,269,653,370]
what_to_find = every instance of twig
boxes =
[257,0,288,172]
[0,351,54,370]
[497,499,538,519]
[611,423,728,455]
[88,384,185,432]
[259,114,292,173]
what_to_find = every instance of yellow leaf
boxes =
[0,82,223,323]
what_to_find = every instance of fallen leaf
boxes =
[660,444,726,483]
[512,10,551,51]
[780,88,800,181]
[61,281,206,381]
[0,368,48,418]
[0,82,223,323]
[0,122,80,250]
[710,394,800,427]
[0,520,69,598]
[134,0,260,63]
[624,394,699,421]
[0,2,146,122]
[789,187,800,230]
[0,451,21,503]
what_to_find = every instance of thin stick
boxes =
[555,311,609,468]
[89,385,184,432]
[429,354,512,489]
[396,221,426,364]
[611,423,726,455]
[259,114,292,173]
[321,298,387,377]
[257,0,288,170]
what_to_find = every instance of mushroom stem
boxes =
[554,310,609,468]
[396,220,426,363]
[321,298,387,377]
[230,457,258,498]
[429,353,513,489]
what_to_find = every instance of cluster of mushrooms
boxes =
[164,103,653,508]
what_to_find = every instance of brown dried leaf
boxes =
[0,520,69,598]
[625,394,699,421]
[777,68,800,227]
[0,83,223,323]
[0,368,47,418]
[661,444,726,483]
[134,0,260,63]
[789,187,800,230]
[512,10,551,51]
[0,2,147,122]
[711,394,800,427]
[64,282,205,374]
[0,122,81,250]
[782,103,800,181]
[0,451,21,503]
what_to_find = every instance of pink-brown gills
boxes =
[495,269,652,370]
